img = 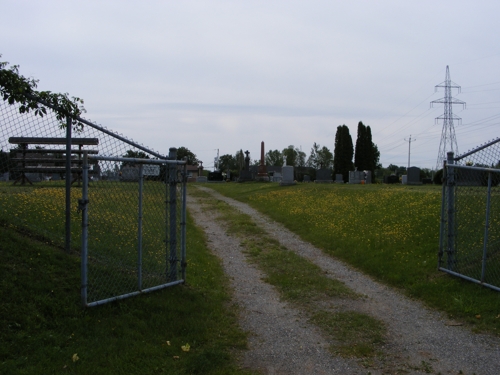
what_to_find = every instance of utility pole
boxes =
[404,135,416,170]
[431,66,466,170]
[213,149,219,171]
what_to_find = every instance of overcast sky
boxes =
[2,1,500,170]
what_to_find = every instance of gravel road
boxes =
[188,186,500,375]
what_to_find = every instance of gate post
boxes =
[138,164,144,291]
[65,115,72,253]
[481,171,493,282]
[181,159,187,281]
[168,148,178,281]
[446,152,456,271]
[80,151,89,307]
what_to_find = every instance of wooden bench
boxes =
[9,137,99,185]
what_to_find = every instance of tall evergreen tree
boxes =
[354,121,367,170]
[333,125,354,182]
[354,121,380,182]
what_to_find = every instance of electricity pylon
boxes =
[431,66,466,170]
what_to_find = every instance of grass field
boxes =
[0,181,254,374]
[2,179,500,373]
[205,182,500,335]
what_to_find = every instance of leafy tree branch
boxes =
[0,55,86,130]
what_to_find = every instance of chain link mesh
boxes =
[440,138,500,291]
[1,100,186,305]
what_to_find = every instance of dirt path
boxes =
[188,186,500,375]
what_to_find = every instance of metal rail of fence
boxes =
[439,138,500,292]
[1,99,187,306]
[81,152,187,307]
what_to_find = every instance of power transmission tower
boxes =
[431,66,466,170]
[404,135,416,169]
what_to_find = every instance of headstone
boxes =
[335,174,344,183]
[256,141,269,181]
[279,166,296,186]
[349,170,364,184]
[208,171,224,182]
[384,175,399,184]
[272,172,282,182]
[303,175,311,183]
[238,150,253,182]
[196,176,207,183]
[365,171,372,184]
[407,167,421,185]
[25,173,42,182]
[121,166,140,181]
[349,170,372,184]
[402,175,408,184]
[315,168,333,183]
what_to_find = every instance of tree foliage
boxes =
[282,145,306,167]
[307,142,333,169]
[354,121,380,181]
[123,150,150,159]
[333,125,354,182]
[0,55,86,130]
[265,149,283,166]
[121,150,150,167]
[235,149,245,171]
[176,147,198,165]
[218,154,236,172]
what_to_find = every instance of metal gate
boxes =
[439,138,500,291]
[80,150,187,307]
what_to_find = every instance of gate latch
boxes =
[77,199,89,213]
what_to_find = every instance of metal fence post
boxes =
[168,148,178,281]
[481,171,492,283]
[181,160,187,281]
[65,116,72,252]
[446,152,456,271]
[438,160,447,269]
[80,151,89,307]
[138,164,144,291]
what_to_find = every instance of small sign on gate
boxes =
[143,164,160,176]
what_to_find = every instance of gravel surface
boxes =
[188,186,500,375]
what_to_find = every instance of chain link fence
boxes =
[439,138,500,291]
[1,99,187,306]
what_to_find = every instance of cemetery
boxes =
[2,61,499,375]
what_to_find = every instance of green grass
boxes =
[0,209,254,374]
[311,311,385,357]
[203,182,500,336]
[0,180,187,303]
